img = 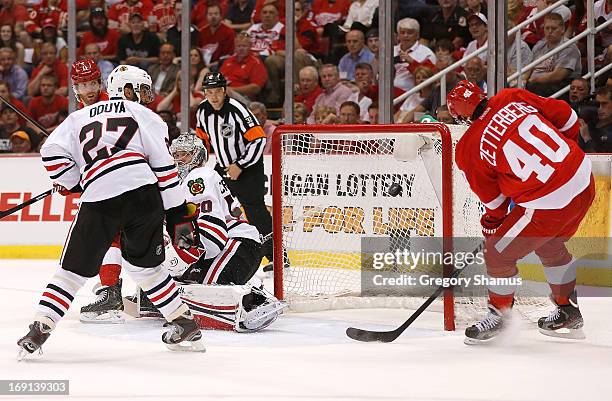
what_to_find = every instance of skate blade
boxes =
[80,311,125,324]
[464,336,499,346]
[539,327,586,340]
[17,346,42,361]
[165,338,206,352]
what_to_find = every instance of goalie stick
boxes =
[0,187,58,220]
[345,242,484,342]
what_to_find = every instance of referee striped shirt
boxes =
[195,97,266,169]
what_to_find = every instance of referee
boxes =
[195,72,276,266]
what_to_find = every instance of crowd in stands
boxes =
[0,0,610,155]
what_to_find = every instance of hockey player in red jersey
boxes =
[447,80,594,345]
[71,59,109,108]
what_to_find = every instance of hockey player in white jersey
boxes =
[162,132,286,331]
[17,65,205,358]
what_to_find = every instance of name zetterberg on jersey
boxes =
[479,102,538,167]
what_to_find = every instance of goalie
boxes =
[157,132,286,332]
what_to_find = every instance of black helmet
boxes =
[202,72,227,90]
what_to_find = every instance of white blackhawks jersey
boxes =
[40,100,183,210]
[182,166,260,260]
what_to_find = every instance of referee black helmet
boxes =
[202,72,227,90]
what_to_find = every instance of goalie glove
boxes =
[165,202,200,249]
[480,214,505,238]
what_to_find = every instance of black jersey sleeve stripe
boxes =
[42,155,71,162]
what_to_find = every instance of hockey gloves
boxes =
[481,214,505,238]
[53,183,83,196]
[166,202,200,249]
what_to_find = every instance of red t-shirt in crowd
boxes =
[309,0,350,26]
[295,86,323,114]
[31,59,69,89]
[0,3,28,26]
[151,2,176,32]
[220,52,268,93]
[28,95,68,129]
[197,23,236,63]
[191,0,230,28]
[251,0,285,23]
[78,29,122,59]
[107,0,153,28]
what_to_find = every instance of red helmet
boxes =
[446,80,487,122]
[71,59,101,84]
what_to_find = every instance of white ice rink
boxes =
[2,259,612,401]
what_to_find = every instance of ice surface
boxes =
[1,259,612,401]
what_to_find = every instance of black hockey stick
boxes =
[0,188,56,220]
[346,242,484,343]
[0,95,51,137]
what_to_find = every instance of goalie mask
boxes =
[170,131,208,180]
[107,65,154,104]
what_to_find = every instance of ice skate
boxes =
[162,310,205,352]
[464,305,506,345]
[80,279,125,324]
[538,291,585,340]
[17,321,52,361]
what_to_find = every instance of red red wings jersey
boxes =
[78,91,109,109]
[455,88,590,218]
[246,22,284,56]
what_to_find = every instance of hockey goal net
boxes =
[271,124,550,330]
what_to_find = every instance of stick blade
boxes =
[345,327,398,343]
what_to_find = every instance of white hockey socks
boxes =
[36,267,88,329]
[123,261,188,321]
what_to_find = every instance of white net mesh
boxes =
[274,124,550,328]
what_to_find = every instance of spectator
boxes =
[367,102,378,124]
[157,109,180,144]
[465,0,487,15]
[421,0,471,49]
[464,57,487,91]
[506,20,533,87]
[595,0,612,66]
[190,48,208,89]
[0,47,28,101]
[338,101,361,124]
[249,101,276,154]
[192,0,230,28]
[225,0,255,32]
[166,1,198,55]
[37,18,68,64]
[311,0,351,35]
[0,0,28,31]
[83,43,115,89]
[396,65,435,122]
[150,0,177,38]
[309,64,353,123]
[567,78,597,110]
[295,0,322,57]
[0,107,39,152]
[294,66,323,115]
[393,18,436,91]
[27,75,68,131]
[251,0,285,24]
[154,72,203,129]
[24,0,66,37]
[348,62,375,122]
[148,43,180,96]
[400,54,460,122]
[9,130,32,153]
[28,42,69,97]
[580,86,612,152]
[435,104,455,124]
[522,0,571,47]
[463,13,488,63]
[219,32,268,100]
[527,13,581,97]
[118,12,161,69]
[78,7,122,62]
[293,102,308,124]
[0,24,24,68]
[246,3,284,57]
[338,29,375,81]
[0,80,27,126]
[108,0,153,34]
[197,3,236,67]
[342,0,378,31]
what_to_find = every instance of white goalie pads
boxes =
[180,284,286,332]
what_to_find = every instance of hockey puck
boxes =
[388,183,401,196]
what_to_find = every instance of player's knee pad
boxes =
[484,242,519,278]
[535,241,572,268]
